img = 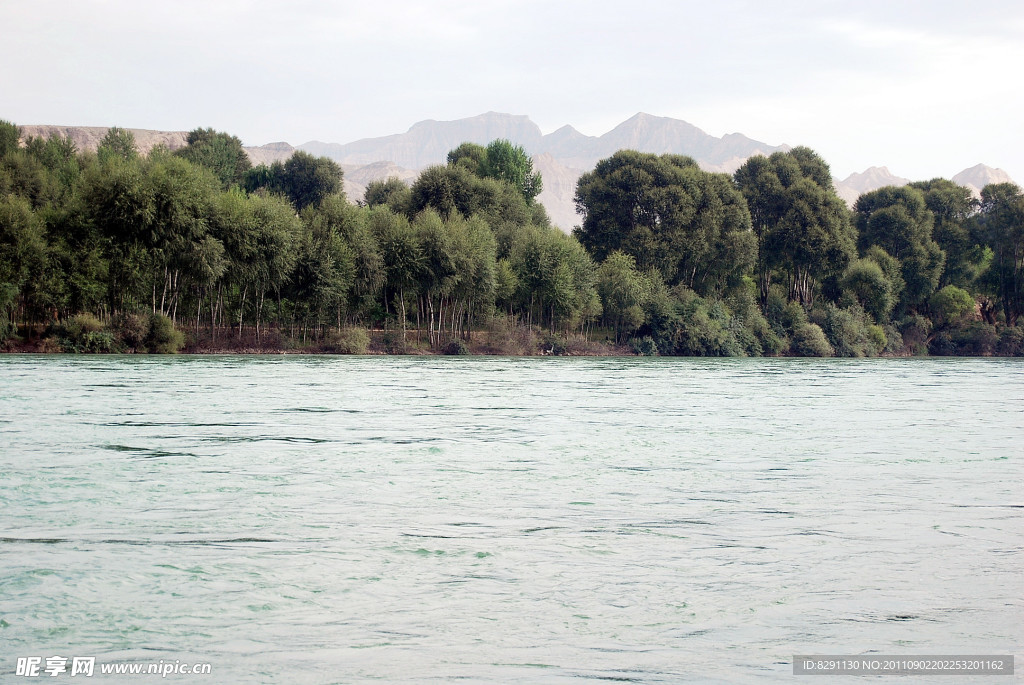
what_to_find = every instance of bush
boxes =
[112,312,150,351]
[629,336,658,356]
[952,322,998,356]
[563,334,607,356]
[928,331,956,356]
[997,326,1024,356]
[539,333,567,356]
[882,324,904,355]
[789,322,833,357]
[323,327,370,354]
[57,313,120,353]
[929,286,975,328]
[64,313,104,338]
[867,324,887,353]
[146,313,185,354]
[441,338,470,355]
[671,289,744,357]
[379,330,407,355]
[484,317,538,356]
[899,314,932,355]
[820,304,879,357]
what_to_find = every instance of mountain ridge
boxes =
[15,116,1019,230]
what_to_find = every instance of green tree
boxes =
[175,128,252,189]
[596,251,654,343]
[98,127,138,163]
[974,183,1024,325]
[281,151,343,211]
[368,206,421,338]
[447,142,487,175]
[245,152,343,211]
[840,257,896,323]
[909,178,984,289]
[576,150,755,295]
[304,196,383,316]
[929,285,975,329]
[0,195,47,334]
[482,139,542,204]
[735,147,854,306]
[855,185,945,313]
[0,120,20,158]
[364,176,411,214]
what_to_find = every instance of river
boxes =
[1,356,1021,683]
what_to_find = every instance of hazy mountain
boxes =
[300,111,787,174]
[18,125,189,155]
[17,119,1019,233]
[835,167,911,207]
[17,124,295,167]
[952,164,1017,198]
[298,111,788,227]
[834,163,1020,207]
[342,161,420,208]
[531,154,586,231]
[301,112,545,169]
[244,141,294,166]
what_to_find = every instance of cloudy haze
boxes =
[2,0,1022,181]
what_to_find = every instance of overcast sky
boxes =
[2,0,1022,181]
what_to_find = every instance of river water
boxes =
[0,356,1021,683]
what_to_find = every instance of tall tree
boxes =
[854,185,945,312]
[575,150,754,295]
[908,178,985,290]
[175,128,252,189]
[97,127,138,163]
[735,147,854,306]
[482,139,542,204]
[974,183,1024,325]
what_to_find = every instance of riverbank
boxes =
[4,317,1021,357]
[1,323,633,357]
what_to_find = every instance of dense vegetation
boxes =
[1,120,1021,356]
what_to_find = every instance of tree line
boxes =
[0,120,1021,356]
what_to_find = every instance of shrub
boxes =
[484,317,537,356]
[57,313,120,353]
[379,330,407,354]
[928,331,956,356]
[539,333,567,356]
[952,322,998,356]
[820,304,879,357]
[146,313,185,354]
[789,322,833,357]
[112,312,150,351]
[629,336,658,356]
[323,327,369,354]
[867,324,888,353]
[899,314,932,355]
[997,326,1024,356]
[64,313,104,338]
[671,289,744,357]
[929,286,975,329]
[442,338,470,355]
[882,324,904,355]
[563,334,606,356]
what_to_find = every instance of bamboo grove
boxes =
[1,121,1022,356]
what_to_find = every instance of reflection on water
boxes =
[1,355,1021,683]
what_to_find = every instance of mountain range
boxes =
[18,114,1018,231]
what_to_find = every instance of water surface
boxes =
[1,356,1021,683]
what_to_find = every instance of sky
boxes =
[2,0,1023,182]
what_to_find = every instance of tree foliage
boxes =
[175,128,252,189]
